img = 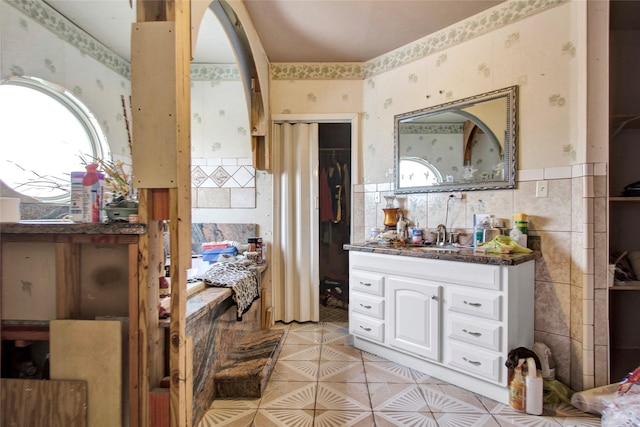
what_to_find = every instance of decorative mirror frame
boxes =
[394,85,518,194]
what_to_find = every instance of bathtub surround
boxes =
[183,286,283,426]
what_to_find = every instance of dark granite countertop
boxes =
[343,242,539,266]
[0,220,146,235]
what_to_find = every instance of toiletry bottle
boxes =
[509,360,526,412]
[512,213,528,248]
[397,214,408,242]
[510,227,527,248]
[70,171,85,222]
[82,163,101,223]
[525,357,543,415]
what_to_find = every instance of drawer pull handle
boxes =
[360,326,372,332]
[360,281,372,287]
[462,329,482,337]
[360,304,372,309]
[464,300,482,307]
[463,357,482,366]
[431,295,438,300]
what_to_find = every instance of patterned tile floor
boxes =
[198,322,601,427]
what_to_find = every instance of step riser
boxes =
[214,329,285,398]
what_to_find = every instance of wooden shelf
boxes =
[610,285,640,291]
[609,197,640,202]
[0,323,50,342]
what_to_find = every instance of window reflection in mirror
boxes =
[394,86,517,193]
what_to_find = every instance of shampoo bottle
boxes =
[525,357,543,415]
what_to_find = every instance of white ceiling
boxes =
[43,0,503,64]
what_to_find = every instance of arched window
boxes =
[0,76,108,202]
[399,157,442,187]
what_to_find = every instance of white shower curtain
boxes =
[273,122,320,323]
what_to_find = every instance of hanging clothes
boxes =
[319,167,334,223]
[342,163,350,225]
[328,162,343,223]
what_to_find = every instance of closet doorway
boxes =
[272,114,359,324]
[318,123,351,323]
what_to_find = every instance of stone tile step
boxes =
[214,328,285,398]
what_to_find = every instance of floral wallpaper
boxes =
[271,0,569,80]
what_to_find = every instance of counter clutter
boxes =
[344,241,538,266]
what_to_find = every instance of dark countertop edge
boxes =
[343,243,539,266]
[0,221,146,235]
[2,319,51,326]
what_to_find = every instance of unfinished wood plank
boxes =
[55,242,81,319]
[50,320,122,427]
[1,242,57,320]
[149,388,169,427]
[128,243,140,427]
[0,324,49,341]
[136,189,151,427]
[133,1,192,425]
[151,189,170,220]
[185,336,193,426]
[1,378,87,427]
[130,21,178,189]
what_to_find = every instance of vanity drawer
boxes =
[351,270,384,296]
[350,313,384,342]
[449,289,501,321]
[448,342,502,383]
[449,314,502,352]
[351,292,384,319]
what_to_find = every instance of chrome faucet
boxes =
[436,224,447,246]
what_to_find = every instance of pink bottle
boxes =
[82,163,101,223]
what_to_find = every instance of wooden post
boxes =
[132,1,192,426]
[55,242,81,319]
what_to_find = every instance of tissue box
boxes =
[202,247,238,262]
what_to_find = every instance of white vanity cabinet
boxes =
[348,250,535,404]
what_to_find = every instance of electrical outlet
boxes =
[536,180,548,198]
[374,192,380,203]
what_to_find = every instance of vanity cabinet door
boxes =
[387,276,441,361]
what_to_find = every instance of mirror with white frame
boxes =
[394,86,518,193]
